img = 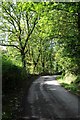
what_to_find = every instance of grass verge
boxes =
[57,73,80,96]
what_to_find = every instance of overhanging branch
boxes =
[2,4,19,32]
[0,44,20,50]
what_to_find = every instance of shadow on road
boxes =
[20,75,80,120]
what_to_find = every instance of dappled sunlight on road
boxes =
[44,80,59,86]
[42,75,57,79]
[48,88,56,91]
[27,75,79,119]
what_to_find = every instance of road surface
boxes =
[22,75,80,120]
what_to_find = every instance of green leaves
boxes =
[1,2,80,74]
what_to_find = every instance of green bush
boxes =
[74,75,80,84]
[58,73,80,95]
[2,55,23,94]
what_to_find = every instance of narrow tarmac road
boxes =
[23,75,80,120]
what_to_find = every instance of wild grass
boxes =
[57,73,80,96]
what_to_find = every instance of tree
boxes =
[54,2,80,75]
[1,2,80,75]
[0,2,44,69]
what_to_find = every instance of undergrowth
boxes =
[2,55,39,120]
[57,73,80,96]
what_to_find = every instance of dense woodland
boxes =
[0,2,80,119]
[1,2,80,74]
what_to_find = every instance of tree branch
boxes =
[2,5,18,23]
[2,4,20,32]
[23,16,38,50]
[17,21,23,49]
[25,49,28,54]
[0,44,20,50]
[26,12,29,34]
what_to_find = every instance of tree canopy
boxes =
[0,2,80,75]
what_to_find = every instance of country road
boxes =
[22,75,80,120]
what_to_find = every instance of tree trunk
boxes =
[50,54,53,74]
[42,56,45,73]
[33,62,37,73]
[21,51,26,69]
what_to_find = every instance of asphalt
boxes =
[21,75,80,120]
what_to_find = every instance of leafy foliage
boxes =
[58,73,80,95]
[2,55,22,93]
[1,2,80,75]
[2,55,39,119]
